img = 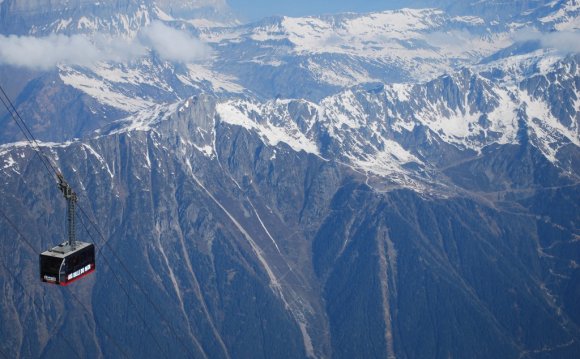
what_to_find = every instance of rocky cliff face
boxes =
[1,88,579,358]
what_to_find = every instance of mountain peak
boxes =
[0,0,237,35]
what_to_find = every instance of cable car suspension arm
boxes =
[57,172,77,249]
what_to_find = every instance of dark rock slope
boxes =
[1,94,578,358]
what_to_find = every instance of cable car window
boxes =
[40,256,62,274]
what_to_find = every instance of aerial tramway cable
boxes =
[0,83,199,358]
[0,208,127,359]
[76,206,204,358]
[0,190,169,358]
[0,262,83,359]
[0,86,60,179]
[75,213,170,359]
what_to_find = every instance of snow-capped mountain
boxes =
[2,84,579,358]
[0,0,237,35]
[1,1,579,358]
[202,8,517,99]
[103,52,579,194]
[4,0,578,144]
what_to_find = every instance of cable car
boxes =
[39,173,95,285]
[40,241,95,285]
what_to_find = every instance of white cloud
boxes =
[513,29,580,53]
[0,34,102,69]
[0,21,211,69]
[140,21,212,63]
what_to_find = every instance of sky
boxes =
[227,0,405,22]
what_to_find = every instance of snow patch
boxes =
[417,104,481,140]
[109,103,177,134]
[216,101,320,155]
[152,6,175,22]
[486,88,519,144]
[384,140,421,164]
[519,89,580,161]
[181,64,245,93]
[194,144,214,157]
[351,150,423,189]
[60,67,155,112]
[92,63,171,91]
[307,59,375,87]
[82,144,115,178]
[2,155,16,170]
[452,15,485,25]
[54,18,73,32]
[390,83,412,102]
[540,1,580,25]
[322,90,367,132]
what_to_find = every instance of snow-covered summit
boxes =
[1,0,578,151]
[0,0,237,35]
[98,53,577,193]
[201,7,511,86]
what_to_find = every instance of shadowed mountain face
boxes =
[1,93,579,358]
[0,0,579,358]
